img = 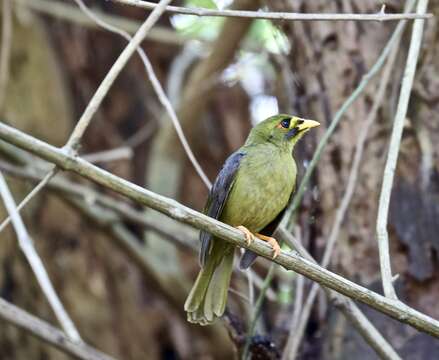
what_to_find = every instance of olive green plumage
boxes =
[184,114,319,325]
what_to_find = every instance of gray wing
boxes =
[200,151,246,267]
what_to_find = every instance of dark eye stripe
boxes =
[280,118,291,128]
[285,127,299,139]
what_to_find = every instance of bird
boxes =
[184,114,320,325]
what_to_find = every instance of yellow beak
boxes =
[297,119,320,131]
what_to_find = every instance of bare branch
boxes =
[72,0,211,188]
[376,0,429,300]
[82,147,133,163]
[281,7,417,229]
[15,0,186,45]
[0,159,197,251]
[65,0,173,151]
[0,0,174,242]
[0,168,57,233]
[282,0,411,355]
[1,124,439,338]
[110,0,432,21]
[242,264,275,360]
[278,228,401,360]
[0,159,276,299]
[289,274,304,333]
[0,172,81,341]
[0,297,116,360]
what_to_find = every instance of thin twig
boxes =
[15,0,185,45]
[291,275,305,326]
[283,1,411,355]
[0,144,395,357]
[82,146,133,163]
[0,172,81,341]
[281,9,417,230]
[242,264,275,360]
[0,168,57,233]
[0,160,197,251]
[65,0,173,151]
[0,0,12,111]
[282,274,304,360]
[278,228,401,360]
[0,160,276,299]
[246,267,254,307]
[73,0,211,188]
[111,0,432,21]
[0,0,175,239]
[376,0,429,300]
[0,298,115,360]
[229,287,251,304]
[0,123,438,339]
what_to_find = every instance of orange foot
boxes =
[255,233,281,259]
[235,225,255,246]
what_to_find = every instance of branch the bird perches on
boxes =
[0,122,439,338]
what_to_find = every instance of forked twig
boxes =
[72,0,211,188]
[242,264,275,360]
[376,0,429,300]
[281,1,420,230]
[0,0,174,237]
[110,0,432,21]
[65,0,173,151]
[0,168,57,233]
[0,172,81,341]
[15,0,185,45]
[283,0,412,355]
[0,124,437,338]
[0,159,276,299]
[279,228,401,360]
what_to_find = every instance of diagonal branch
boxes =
[15,0,185,45]
[0,167,57,233]
[110,0,432,21]
[0,0,174,236]
[0,159,276,299]
[282,0,412,355]
[1,123,439,338]
[0,297,116,360]
[281,6,418,230]
[242,264,275,360]
[278,228,401,360]
[0,172,81,341]
[376,0,429,300]
[72,0,211,188]
[65,0,173,151]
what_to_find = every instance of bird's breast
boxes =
[220,147,296,232]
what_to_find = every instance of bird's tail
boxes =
[184,250,234,325]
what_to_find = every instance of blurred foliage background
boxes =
[0,0,439,359]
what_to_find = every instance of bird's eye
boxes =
[296,119,304,125]
[280,118,291,128]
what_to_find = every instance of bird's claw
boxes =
[236,225,255,246]
[235,227,281,258]
[267,238,281,259]
[255,233,281,259]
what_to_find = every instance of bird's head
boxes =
[246,114,320,148]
